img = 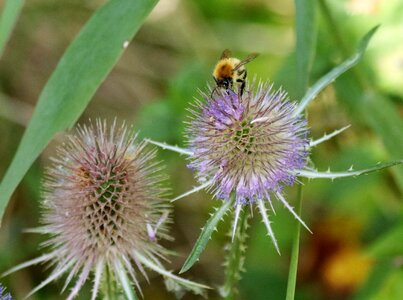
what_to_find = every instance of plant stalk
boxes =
[220,207,249,300]
[285,184,303,300]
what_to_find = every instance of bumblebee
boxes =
[212,49,258,96]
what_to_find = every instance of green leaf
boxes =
[362,92,403,191]
[371,269,403,300]
[317,0,403,193]
[294,25,379,116]
[367,222,403,258]
[295,0,317,99]
[354,262,395,300]
[0,0,159,225]
[335,75,403,192]
[180,198,233,274]
[0,0,25,58]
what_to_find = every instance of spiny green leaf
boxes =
[0,0,159,225]
[0,0,24,58]
[180,198,233,274]
[294,25,379,116]
[297,160,403,179]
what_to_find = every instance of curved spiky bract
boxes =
[187,83,309,204]
[6,120,207,299]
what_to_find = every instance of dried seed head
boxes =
[28,120,173,299]
[44,120,170,259]
[187,83,309,204]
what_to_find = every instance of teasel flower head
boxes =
[178,81,311,253]
[0,284,12,300]
[3,120,207,300]
[187,82,309,205]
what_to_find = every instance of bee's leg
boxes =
[238,81,246,96]
[237,70,247,96]
[211,86,218,98]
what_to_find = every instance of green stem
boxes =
[219,207,249,300]
[285,184,303,300]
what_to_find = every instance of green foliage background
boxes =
[0,0,402,299]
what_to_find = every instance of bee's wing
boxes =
[233,53,259,71]
[220,49,232,59]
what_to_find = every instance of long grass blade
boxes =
[0,0,159,225]
[0,0,25,58]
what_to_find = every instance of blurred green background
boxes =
[0,0,402,299]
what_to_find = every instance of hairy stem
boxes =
[219,207,249,299]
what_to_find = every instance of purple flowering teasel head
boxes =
[4,120,207,300]
[176,81,312,253]
[186,82,309,205]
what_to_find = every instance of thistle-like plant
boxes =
[185,82,311,253]
[147,26,403,283]
[3,120,208,300]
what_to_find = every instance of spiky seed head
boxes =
[37,120,172,298]
[187,82,309,204]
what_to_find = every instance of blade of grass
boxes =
[0,0,159,225]
[0,0,25,58]
[295,0,317,98]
